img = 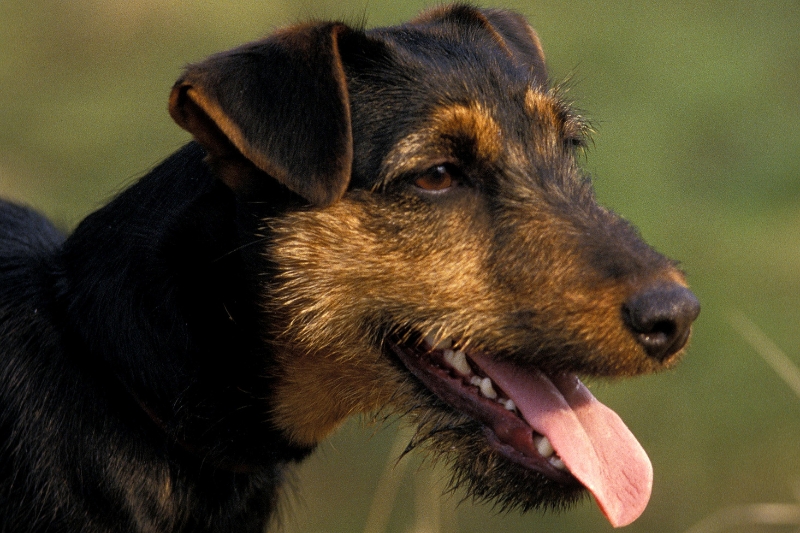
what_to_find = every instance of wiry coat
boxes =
[0,5,698,532]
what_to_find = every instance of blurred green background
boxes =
[2,1,799,532]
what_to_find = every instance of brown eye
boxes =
[414,165,454,191]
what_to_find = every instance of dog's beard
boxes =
[398,394,586,513]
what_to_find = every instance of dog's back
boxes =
[0,200,64,364]
[0,202,69,530]
[0,200,63,262]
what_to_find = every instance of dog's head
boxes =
[169,5,699,527]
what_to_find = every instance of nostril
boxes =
[623,284,701,361]
[638,320,676,347]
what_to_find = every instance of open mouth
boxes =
[389,335,576,483]
[388,333,653,528]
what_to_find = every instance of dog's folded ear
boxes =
[169,23,353,206]
[480,8,548,86]
[412,5,548,87]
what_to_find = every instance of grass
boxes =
[681,315,800,533]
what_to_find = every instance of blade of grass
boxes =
[409,465,441,533]
[363,426,415,533]
[729,312,800,401]
[683,503,800,533]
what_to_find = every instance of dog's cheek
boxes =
[262,198,414,446]
[268,345,408,447]
[261,195,498,446]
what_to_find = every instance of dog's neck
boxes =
[50,142,311,524]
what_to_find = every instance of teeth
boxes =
[549,457,567,471]
[479,377,498,399]
[535,435,555,458]
[420,333,564,471]
[424,333,453,350]
[443,349,471,376]
[534,436,568,471]
[424,338,518,414]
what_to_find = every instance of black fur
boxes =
[0,145,310,532]
[0,5,698,531]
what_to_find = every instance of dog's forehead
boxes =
[366,22,534,100]
[347,24,573,188]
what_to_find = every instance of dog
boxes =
[0,5,700,532]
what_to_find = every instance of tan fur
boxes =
[264,192,500,445]
[264,146,687,446]
[382,103,502,182]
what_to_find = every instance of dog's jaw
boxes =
[388,335,653,527]
[389,335,578,483]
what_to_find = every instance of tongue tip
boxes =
[594,456,653,528]
[600,495,650,528]
[606,511,644,529]
[599,498,649,528]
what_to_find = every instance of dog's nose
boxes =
[623,283,700,361]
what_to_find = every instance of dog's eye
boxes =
[414,165,456,192]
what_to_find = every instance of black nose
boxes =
[623,283,700,361]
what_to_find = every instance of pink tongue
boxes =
[471,355,653,528]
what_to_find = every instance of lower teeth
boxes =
[534,435,568,471]
[535,435,555,457]
[479,377,498,399]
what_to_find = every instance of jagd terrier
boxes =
[0,4,700,532]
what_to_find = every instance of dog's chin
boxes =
[386,337,586,512]
[416,419,586,512]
